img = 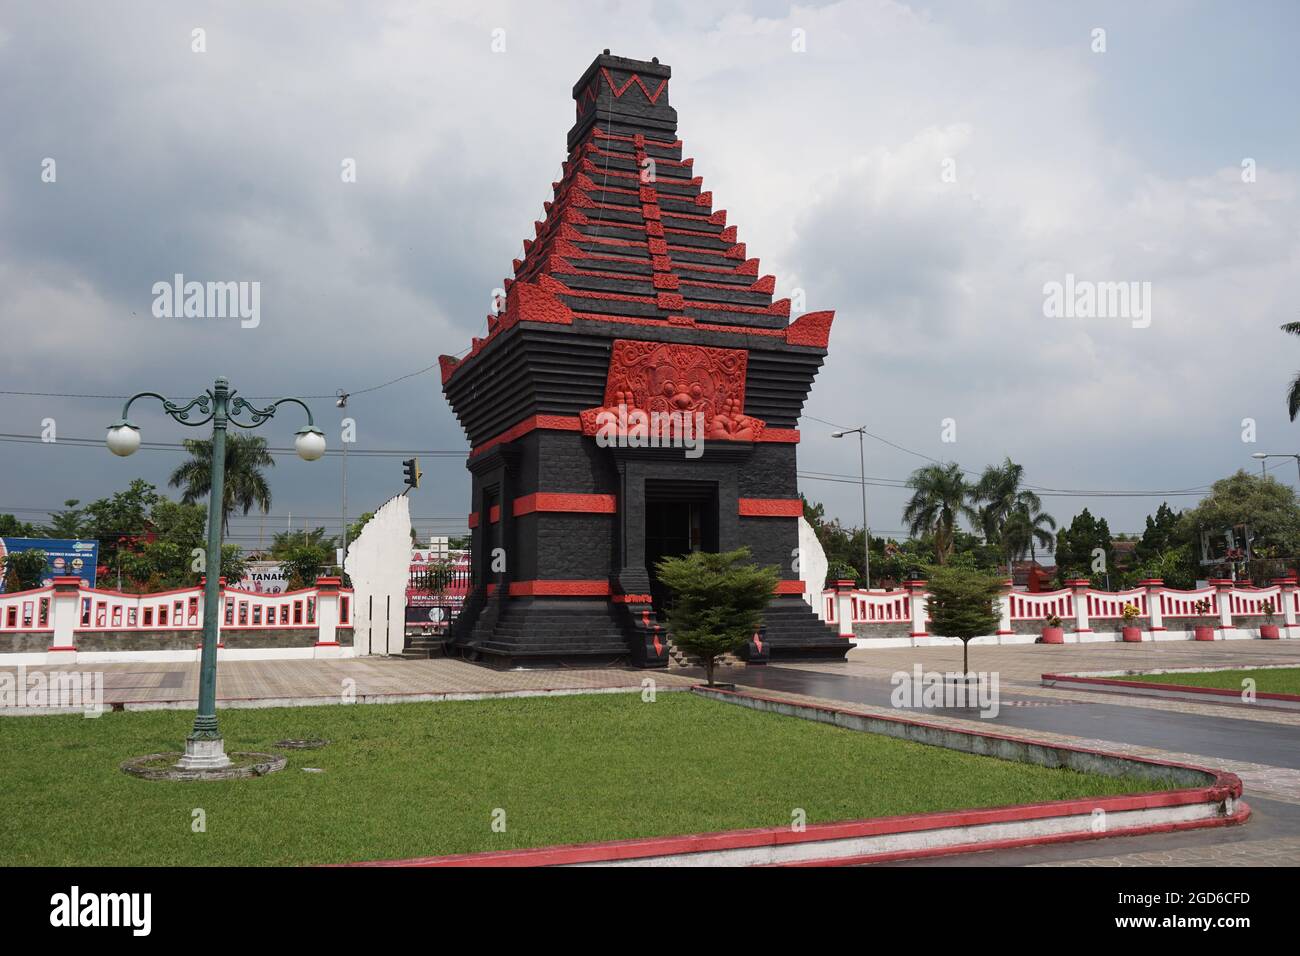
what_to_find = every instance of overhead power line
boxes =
[0,433,466,458]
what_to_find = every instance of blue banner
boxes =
[0,538,99,591]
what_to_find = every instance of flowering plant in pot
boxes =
[1120,602,1142,642]
[1192,597,1215,641]
[1041,613,1064,644]
[1260,598,1280,640]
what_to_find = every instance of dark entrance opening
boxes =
[644,480,719,617]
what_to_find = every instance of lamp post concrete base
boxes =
[175,737,232,771]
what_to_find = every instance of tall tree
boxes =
[1054,508,1113,583]
[973,457,1047,575]
[1178,470,1300,581]
[1004,503,1056,565]
[81,480,162,568]
[0,514,38,537]
[41,500,85,538]
[1136,501,1182,562]
[168,433,274,535]
[1283,321,1300,420]
[903,463,977,565]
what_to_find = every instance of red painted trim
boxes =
[488,505,501,524]
[470,414,582,458]
[737,498,802,517]
[313,642,341,648]
[467,513,479,529]
[46,646,77,652]
[513,493,617,517]
[777,804,1251,867]
[774,580,805,594]
[609,593,652,604]
[471,414,795,455]
[1043,672,1300,703]
[507,580,612,597]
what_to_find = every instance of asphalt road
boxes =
[718,665,1300,770]
[687,663,1300,866]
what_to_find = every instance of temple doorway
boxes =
[644,480,719,617]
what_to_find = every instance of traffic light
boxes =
[402,457,422,490]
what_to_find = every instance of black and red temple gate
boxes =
[440,51,845,667]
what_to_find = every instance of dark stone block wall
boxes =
[440,52,845,667]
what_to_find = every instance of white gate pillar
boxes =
[833,579,855,638]
[47,577,82,664]
[1142,578,1164,634]
[1067,579,1091,636]
[1276,576,1298,636]
[905,578,928,638]
[1211,578,1234,635]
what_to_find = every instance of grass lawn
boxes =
[1114,667,1300,696]
[0,692,1174,866]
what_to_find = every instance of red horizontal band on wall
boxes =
[762,428,800,443]
[471,416,800,455]
[489,505,501,524]
[775,580,805,594]
[467,513,479,529]
[738,498,803,517]
[470,414,582,458]
[513,493,618,517]
[508,580,612,596]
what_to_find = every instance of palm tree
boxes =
[1284,321,1300,419]
[974,457,1047,575]
[903,462,977,564]
[168,433,274,535]
[1003,503,1056,565]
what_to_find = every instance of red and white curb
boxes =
[346,686,1247,867]
[1042,671,1300,712]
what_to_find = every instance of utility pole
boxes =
[831,426,871,590]
[337,390,349,576]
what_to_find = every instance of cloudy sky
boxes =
[2,0,1298,554]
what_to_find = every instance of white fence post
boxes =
[1211,578,1234,636]
[833,579,855,639]
[1067,579,1091,637]
[47,577,81,663]
[905,578,928,638]
[1277,576,1298,637]
[1143,578,1164,636]
[996,579,1013,641]
[314,577,344,658]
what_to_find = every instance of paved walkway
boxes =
[0,656,695,709]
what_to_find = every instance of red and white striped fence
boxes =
[0,576,352,665]
[822,576,1299,645]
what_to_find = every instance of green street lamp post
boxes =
[106,376,325,769]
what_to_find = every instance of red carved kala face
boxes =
[651,362,715,411]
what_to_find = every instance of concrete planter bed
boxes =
[354,687,1247,867]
